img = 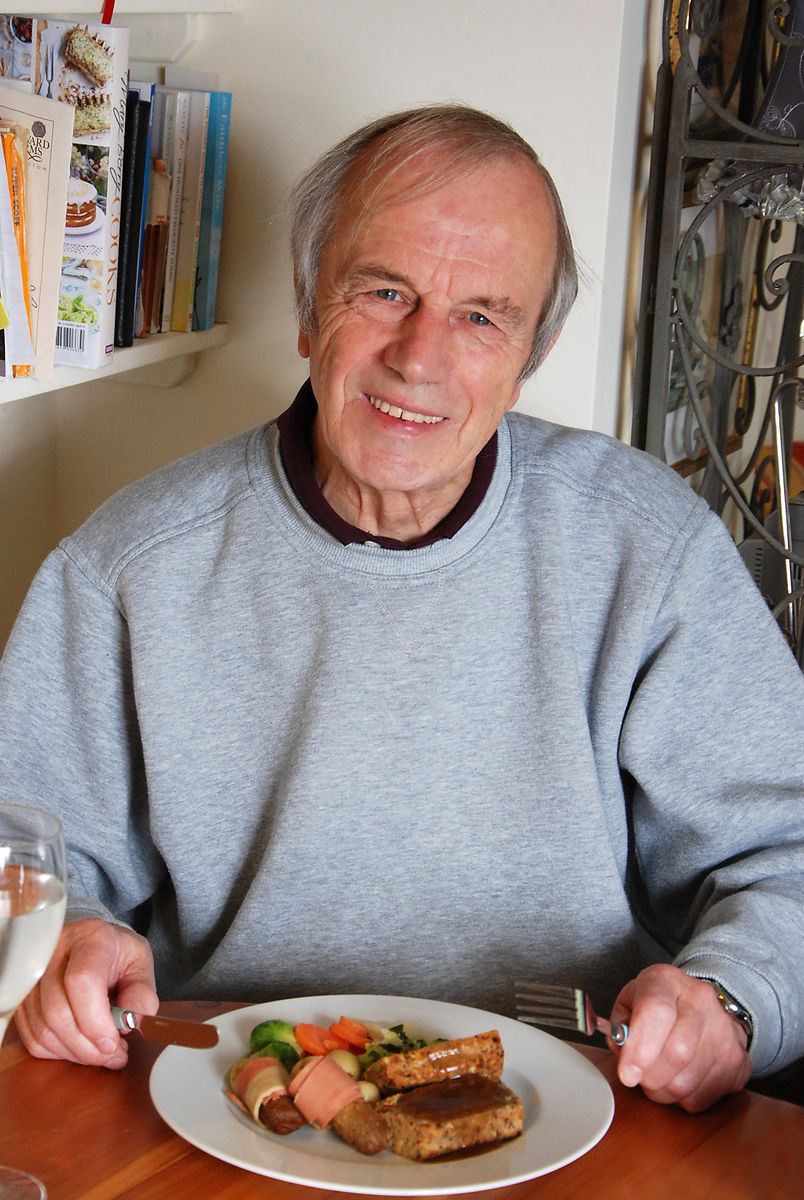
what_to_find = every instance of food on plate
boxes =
[331,1094,388,1156]
[224,1014,523,1161]
[363,1029,503,1093]
[376,1074,525,1160]
[248,1018,302,1070]
[65,177,97,228]
[289,1053,386,1155]
[227,1054,304,1132]
[62,25,113,86]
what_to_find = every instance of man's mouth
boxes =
[368,395,444,425]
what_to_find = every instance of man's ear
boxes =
[539,329,562,365]
[294,268,311,359]
[505,382,523,414]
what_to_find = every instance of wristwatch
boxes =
[703,979,754,1048]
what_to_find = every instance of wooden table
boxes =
[2,1002,801,1199]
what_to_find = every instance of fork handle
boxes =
[595,1016,629,1045]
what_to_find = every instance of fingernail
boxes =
[97,1037,117,1054]
[620,1064,642,1088]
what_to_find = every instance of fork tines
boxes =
[514,981,591,1035]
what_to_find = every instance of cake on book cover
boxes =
[32,19,129,368]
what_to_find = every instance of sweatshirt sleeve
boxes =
[0,545,165,928]
[619,508,804,1076]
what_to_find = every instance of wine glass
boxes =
[0,804,67,1200]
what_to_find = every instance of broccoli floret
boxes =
[249,1019,301,1056]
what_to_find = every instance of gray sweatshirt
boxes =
[1,411,802,1077]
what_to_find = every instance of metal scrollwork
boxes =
[633,0,804,664]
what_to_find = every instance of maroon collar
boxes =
[276,381,497,550]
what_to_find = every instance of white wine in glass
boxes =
[0,804,67,1200]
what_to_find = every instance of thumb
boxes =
[111,938,159,1017]
[114,976,159,1018]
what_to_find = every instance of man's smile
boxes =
[367,394,445,424]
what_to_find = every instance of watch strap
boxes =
[702,979,753,1048]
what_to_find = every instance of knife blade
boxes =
[111,1006,219,1049]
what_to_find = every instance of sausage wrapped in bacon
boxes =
[226,1055,305,1134]
[289,1055,386,1155]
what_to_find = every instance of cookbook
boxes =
[31,18,129,369]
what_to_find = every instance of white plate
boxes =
[149,994,614,1196]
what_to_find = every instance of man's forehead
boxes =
[328,150,555,267]
[346,143,549,218]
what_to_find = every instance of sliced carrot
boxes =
[329,1016,370,1050]
[295,1022,350,1056]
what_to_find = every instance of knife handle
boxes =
[111,1006,137,1032]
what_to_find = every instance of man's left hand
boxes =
[611,963,752,1112]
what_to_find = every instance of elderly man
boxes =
[2,105,803,1113]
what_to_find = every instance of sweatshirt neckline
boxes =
[248,415,514,578]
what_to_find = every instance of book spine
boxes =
[148,88,174,333]
[193,91,231,332]
[159,90,191,333]
[100,54,128,364]
[53,22,130,369]
[114,91,142,347]
[129,81,155,338]
[170,89,210,333]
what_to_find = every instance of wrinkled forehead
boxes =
[341,137,552,232]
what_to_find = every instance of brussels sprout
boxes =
[256,1039,299,1071]
[249,1018,301,1057]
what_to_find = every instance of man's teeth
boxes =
[369,395,444,424]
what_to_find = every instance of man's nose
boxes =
[383,306,448,384]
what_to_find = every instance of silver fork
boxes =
[44,43,54,98]
[515,981,629,1045]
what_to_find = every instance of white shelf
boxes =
[27,2,240,12]
[0,323,230,403]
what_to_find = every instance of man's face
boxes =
[299,151,559,525]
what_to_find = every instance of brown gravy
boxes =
[391,1075,512,1120]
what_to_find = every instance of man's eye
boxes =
[468,311,492,326]
[375,288,402,302]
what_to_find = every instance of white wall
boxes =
[0,394,56,641]
[1,0,649,643]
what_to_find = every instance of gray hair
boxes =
[289,104,578,380]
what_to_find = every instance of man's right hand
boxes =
[14,917,158,1070]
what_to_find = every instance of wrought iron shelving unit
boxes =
[633,0,804,662]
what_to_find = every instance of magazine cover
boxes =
[0,84,73,380]
[32,19,129,369]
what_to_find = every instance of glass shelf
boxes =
[0,323,229,403]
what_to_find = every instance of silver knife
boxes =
[111,1006,219,1049]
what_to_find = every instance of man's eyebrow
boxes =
[343,264,411,290]
[344,265,527,326]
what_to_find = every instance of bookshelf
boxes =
[26,3,239,12]
[0,323,229,403]
[0,3,235,403]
